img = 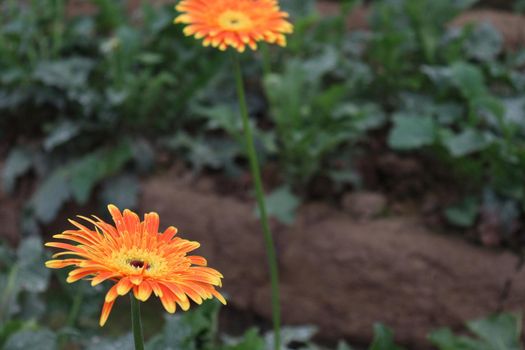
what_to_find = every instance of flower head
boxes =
[174,0,293,52]
[45,205,226,326]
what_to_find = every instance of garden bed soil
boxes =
[139,168,525,348]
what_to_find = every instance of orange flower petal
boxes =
[99,300,115,327]
[136,281,153,302]
[116,277,133,295]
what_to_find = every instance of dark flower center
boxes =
[129,260,145,269]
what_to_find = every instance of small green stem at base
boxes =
[130,295,145,350]
[232,53,281,350]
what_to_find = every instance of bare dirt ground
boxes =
[140,168,525,348]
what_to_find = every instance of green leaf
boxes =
[429,313,522,350]
[450,62,487,101]
[29,170,71,224]
[280,325,318,345]
[263,186,300,225]
[467,313,522,350]
[85,333,133,350]
[442,129,494,157]
[428,328,489,350]
[4,329,57,350]
[43,120,80,151]
[369,324,404,350]
[445,197,480,228]
[148,300,221,350]
[280,0,316,17]
[222,329,265,350]
[0,320,26,347]
[337,341,356,350]
[464,23,503,62]
[17,236,50,293]
[69,142,132,204]
[33,58,94,91]
[502,97,525,132]
[2,147,32,193]
[388,113,436,150]
[100,175,139,210]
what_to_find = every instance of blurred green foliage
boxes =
[2,0,525,229]
[0,235,521,350]
[1,0,525,346]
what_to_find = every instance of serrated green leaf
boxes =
[442,129,494,157]
[100,175,139,210]
[17,236,49,293]
[4,329,57,350]
[464,23,503,62]
[29,170,71,224]
[2,147,32,193]
[445,196,479,228]
[43,120,80,151]
[428,328,489,350]
[450,62,487,101]
[337,341,355,350]
[85,333,133,350]
[467,313,522,350]
[388,113,436,150]
[263,186,300,225]
[222,329,265,350]
[369,324,404,350]
[69,143,132,204]
[0,320,26,347]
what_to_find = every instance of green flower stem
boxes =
[0,264,18,323]
[66,289,84,327]
[232,53,281,350]
[58,288,84,348]
[130,295,145,350]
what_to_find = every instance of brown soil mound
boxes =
[317,3,525,50]
[140,169,525,348]
[452,9,525,50]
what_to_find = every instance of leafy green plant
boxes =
[0,0,228,226]
[264,57,383,190]
[429,313,522,350]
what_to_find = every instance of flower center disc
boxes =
[218,10,252,30]
[129,260,146,269]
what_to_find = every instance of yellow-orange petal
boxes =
[160,291,176,314]
[105,284,120,302]
[129,275,143,285]
[116,277,133,295]
[91,272,119,286]
[211,289,227,305]
[99,300,115,327]
[136,281,153,302]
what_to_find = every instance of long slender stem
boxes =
[58,288,84,348]
[232,53,281,350]
[0,264,18,323]
[130,295,145,350]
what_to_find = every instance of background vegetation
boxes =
[1,0,525,349]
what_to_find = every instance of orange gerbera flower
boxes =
[45,205,225,326]
[174,0,293,52]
